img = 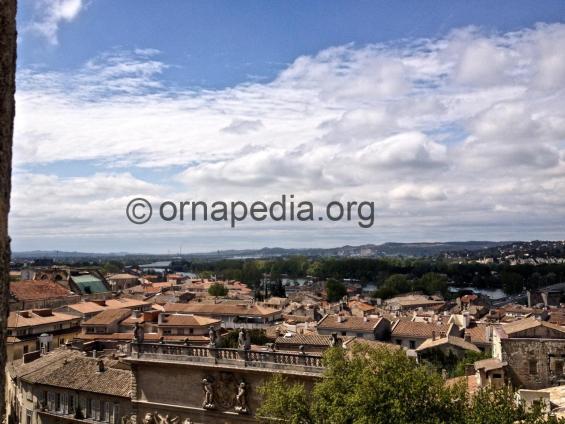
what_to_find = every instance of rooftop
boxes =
[163,302,281,317]
[10,349,132,398]
[10,280,75,301]
[391,319,451,339]
[8,309,80,329]
[317,314,383,332]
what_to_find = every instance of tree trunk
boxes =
[0,0,16,421]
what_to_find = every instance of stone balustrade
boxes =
[129,341,324,372]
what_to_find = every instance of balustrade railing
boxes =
[130,342,323,369]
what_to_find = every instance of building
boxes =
[6,309,81,362]
[163,303,282,329]
[106,274,140,291]
[316,314,391,340]
[390,320,459,350]
[6,349,133,424]
[493,318,565,389]
[56,298,150,320]
[9,280,80,311]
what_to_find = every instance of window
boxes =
[556,361,564,375]
[163,329,172,335]
[529,359,537,375]
[23,345,29,354]
[409,340,416,350]
[356,333,364,338]
[104,401,111,422]
[85,398,92,418]
[341,331,346,336]
[396,339,402,345]
[62,392,68,414]
[55,393,61,412]
[111,404,120,424]
[189,328,194,335]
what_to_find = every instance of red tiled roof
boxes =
[391,319,451,339]
[10,280,74,301]
[317,314,383,332]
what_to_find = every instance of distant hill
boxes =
[12,241,512,262]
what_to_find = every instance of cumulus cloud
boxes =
[11,23,565,251]
[26,0,84,45]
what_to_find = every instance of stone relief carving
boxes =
[234,381,249,414]
[215,372,238,409]
[120,414,136,424]
[142,412,155,424]
[140,412,190,424]
[156,413,180,424]
[202,377,215,409]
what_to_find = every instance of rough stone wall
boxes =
[133,362,318,423]
[0,0,16,420]
[501,339,565,389]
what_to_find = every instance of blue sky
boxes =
[19,1,565,88]
[11,1,565,253]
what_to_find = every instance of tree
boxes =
[326,278,347,302]
[0,0,16,420]
[208,282,228,297]
[257,374,311,424]
[258,345,564,424]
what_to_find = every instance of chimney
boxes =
[363,316,368,323]
[432,331,436,341]
[464,332,472,343]
[462,312,470,329]
[97,359,105,373]
[336,315,343,323]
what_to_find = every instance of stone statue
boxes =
[202,378,215,409]
[329,332,340,348]
[120,414,136,424]
[208,326,217,347]
[234,381,249,414]
[156,413,179,424]
[238,328,246,350]
[133,322,144,343]
[142,412,155,424]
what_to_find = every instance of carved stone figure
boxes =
[142,412,155,424]
[120,414,136,424]
[238,328,246,349]
[156,413,180,424]
[234,381,249,414]
[329,332,340,347]
[133,322,144,343]
[202,378,215,409]
[209,326,217,347]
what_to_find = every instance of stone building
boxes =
[6,309,81,362]
[6,349,133,424]
[317,314,390,340]
[493,318,565,389]
[123,337,323,423]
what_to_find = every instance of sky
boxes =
[11,0,565,253]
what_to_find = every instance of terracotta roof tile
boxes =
[317,314,383,332]
[391,319,450,339]
[10,280,75,301]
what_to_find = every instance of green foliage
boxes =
[100,260,123,274]
[220,329,272,348]
[208,282,228,297]
[258,345,565,424]
[374,272,448,299]
[257,374,312,424]
[326,278,347,302]
[419,348,490,378]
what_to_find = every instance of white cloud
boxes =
[26,0,84,45]
[11,23,565,251]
